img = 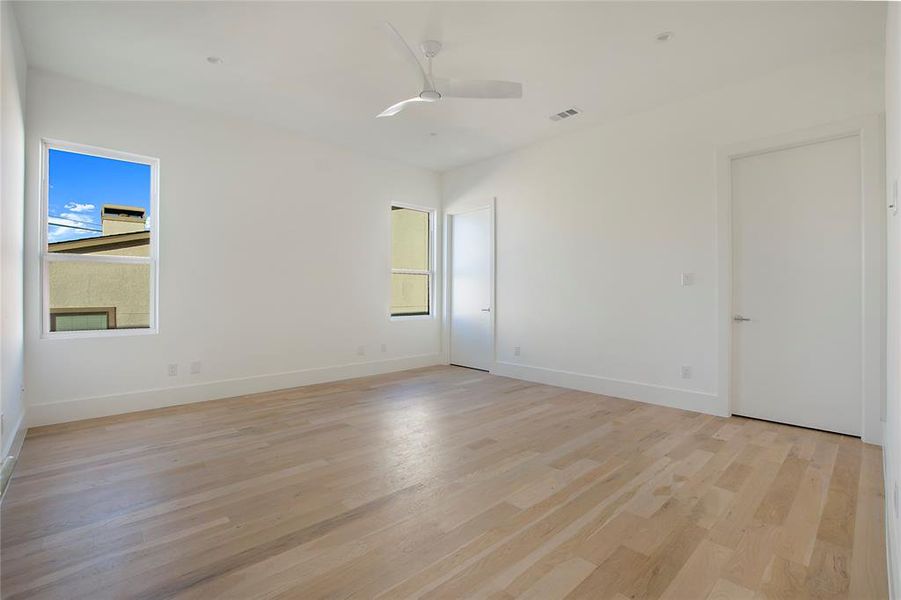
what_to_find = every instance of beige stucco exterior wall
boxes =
[49,238,150,329]
[49,259,150,328]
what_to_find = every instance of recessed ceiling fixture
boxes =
[655,31,674,42]
[206,56,223,65]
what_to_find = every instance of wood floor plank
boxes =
[723,519,781,589]
[806,539,852,600]
[0,366,887,599]
[816,439,863,550]
[773,459,834,566]
[659,539,732,600]
[848,444,889,600]
[565,545,649,600]
[707,577,757,600]
[758,555,809,600]
[518,556,596,600]
[754,455,809,526]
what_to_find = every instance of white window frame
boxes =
[40,139,160,339]
[390,203,435,320]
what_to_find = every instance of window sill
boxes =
[389,314,434,322]
[42,327,159,340]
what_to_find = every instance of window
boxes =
[390,205,433,317]
[50,308,116,332]
[42,140,158,337]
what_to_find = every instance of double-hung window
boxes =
[390,205,433,317]
[41,140,159,337]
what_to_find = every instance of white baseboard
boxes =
[28,353,443,427]
[867,422,885,447]
[3,408,27,459]
[491,361,724,416]
[0,407,27,502]
[885,440,899,600]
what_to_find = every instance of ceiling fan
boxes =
[377,22,523,118]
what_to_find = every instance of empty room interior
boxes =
[2,1,901,598]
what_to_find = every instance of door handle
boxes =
[733,314,752,322]
[481,308,491,312]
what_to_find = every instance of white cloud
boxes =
[59,212,95,224]
[47,226,66,242]
[47,225,79,243]
[64,202,95,213]
[47,223,101,244]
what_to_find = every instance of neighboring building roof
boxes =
[49,231,150,254]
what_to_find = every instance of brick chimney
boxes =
[101,205,146,236]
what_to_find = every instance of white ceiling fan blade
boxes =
[435,78,522,99]
[377,96,428,118]
[384,22,431,91]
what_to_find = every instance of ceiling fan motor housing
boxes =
[420,40,442,58]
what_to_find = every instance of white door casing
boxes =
[717,117,884,445]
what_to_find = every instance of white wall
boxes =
[24,71,442,426]
[885,5,901,597]
[1,3,27,455]
[443,46,884,424]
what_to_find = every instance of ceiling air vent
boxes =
[549,107,581,122]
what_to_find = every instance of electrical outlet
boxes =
[167,363,178,377]
[681,365,692,379]
[681,272,695,287]
[514,346,521,357]
[357,345,366,356]
[190,361,202,374]
[380,343,387,353]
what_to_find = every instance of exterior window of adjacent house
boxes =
[42,140,159,337]
[390,205,433,317]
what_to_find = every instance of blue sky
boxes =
[48,149,151,243]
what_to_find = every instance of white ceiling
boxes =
[13,1,885,171]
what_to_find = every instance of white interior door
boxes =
[732,135,862,435]
[450,207,492,370]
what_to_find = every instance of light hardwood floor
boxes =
[1,366,888,599]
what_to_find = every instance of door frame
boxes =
[715,116,885,444]
[443,199,497,371]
